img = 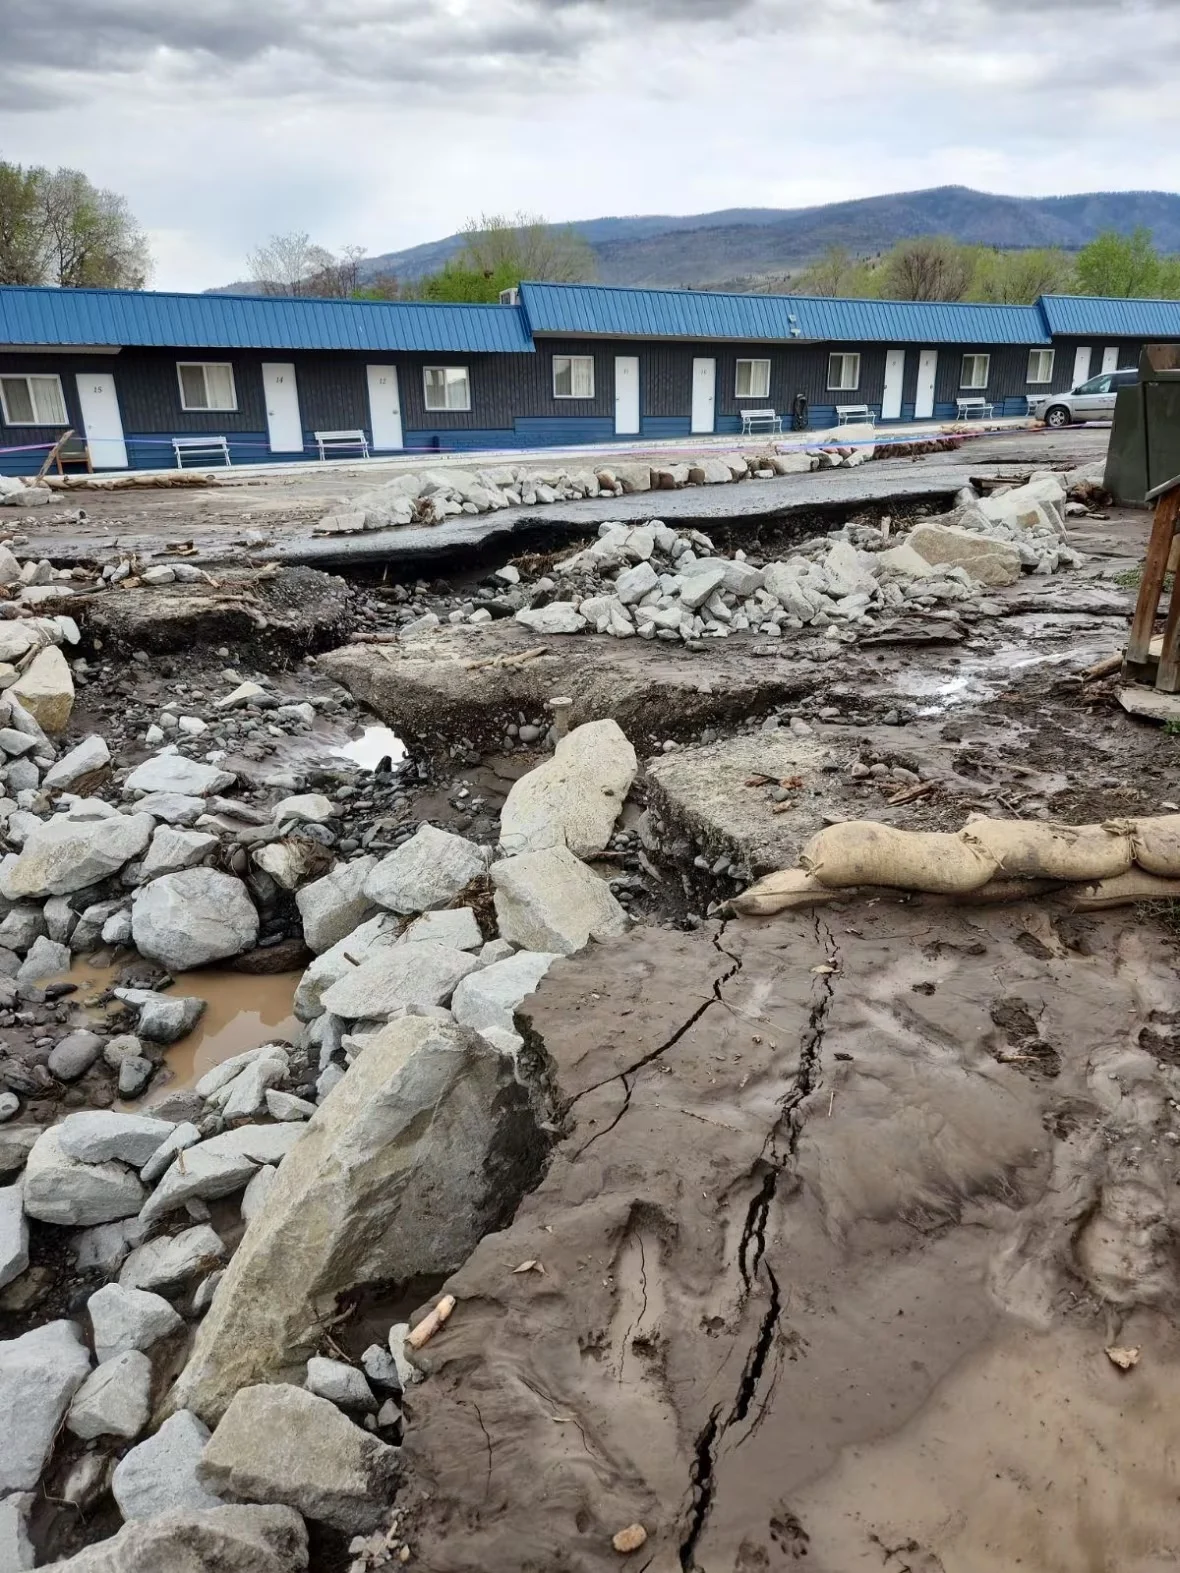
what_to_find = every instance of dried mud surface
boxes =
[401,903,1180,1572]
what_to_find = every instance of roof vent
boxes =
[499,287,521,306]
[788,313,801,338]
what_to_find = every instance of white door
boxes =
[881,348,906,421]
[74,372,127,469]
[1073,346,1092,387]
[614,356,640,436]
[1102,346,1120,375]
[914,349,938,420]
[366,365,403,451]
[691,358,716,434]
[261,362,303,453]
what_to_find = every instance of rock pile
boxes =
[314,442,870,535]
[498,471,1078,645]
[0,711,642,1569]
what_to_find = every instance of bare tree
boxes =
[879,236,974,302]
[457,212,596,284]
[248,231,340,296]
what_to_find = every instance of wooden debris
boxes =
[407,1294,456,1349]
[886,780,937,807]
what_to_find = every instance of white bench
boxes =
[315,429,370,461]
[955,397,995,421]
[739,409,783,435]
[835,405,875,427]
[173,436,230,468]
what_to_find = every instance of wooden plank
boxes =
[1156,568,1180,692]
[1125,486,1180,680]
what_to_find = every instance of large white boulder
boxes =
[139,826,219,880]
[112,1410,225,1520]
[318,940,479,1020]
[450,950,560,1039]
[0,1179,29,1290]
[88,1282,185,1364]
[41,1505,308,1573]
[907,522,1021,588]
[0,1320,92,1491]
[2,809,155,898]
[67,1348,153,1441]
[295,855,377,954]
[199,1383,399,1533]
[399,906,482,951]
[514,603,587,636]
[119,1225,226,1293]
[57,1111,175,1169]
[131,869,259,971]
[363,824,491,915]
[166,1016,544,1422]
[9,645,74,733]
[0,1493,33,1573]
[491,845,630,956]
[23,1126,146,1225]
[124,754,236,798]
[293,913,399,1021]
[42,735,111,793]
[499,719,636,859]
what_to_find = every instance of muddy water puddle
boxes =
[65,959,299,1098]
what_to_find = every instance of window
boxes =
[0,374,67,426]
[423,366,471,412]
[827,353,861,392]
[961,354,991,390]
[1027,349,1055,385]
[553,355,595,399]
[735,359,771,400]
[177,362,237,412]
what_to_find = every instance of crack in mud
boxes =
[679,915,840,1571]
[568,926,743,1160]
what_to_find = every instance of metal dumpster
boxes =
[1105,343,1180,505]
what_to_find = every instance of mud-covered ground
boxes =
[7,424,1178,1571]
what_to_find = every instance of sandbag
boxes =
[731,868,847,916]
[1069,869,1180,911]
[801,822,997,894]
[1132,815,1180,877]
[965,816,1133,882]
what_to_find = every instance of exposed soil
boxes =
[6,425,1180,1572]
[397,902,1180,1573]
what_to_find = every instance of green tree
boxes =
[0,162,43,284]
[972,247,1074,304]
[792,244,882,298]
[414,259,521,303]
[0,160,150,287]
[1074,227,1163,297]
[456,211,596,285]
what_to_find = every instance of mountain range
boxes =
[217,186,1180,295]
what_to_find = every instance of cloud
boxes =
[1,0,1177,292]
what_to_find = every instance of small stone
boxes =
[119,1055,155,1098]
[265,1089,316,1122]
[112,1409,225,1520]
[612,1523,648,1554]
[114,988,206,1044]
[89,1282,185,1363]
[56,1110,174,1168]
[119,1225,226,1292]
[67,1348,153,1440]
[306,1356,377,1412]
[0,1320,92,1492]
[16,935,71,991]
[0,1492,34,1572]
[47,1027,105,1081]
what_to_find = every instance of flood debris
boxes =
[1,429,1177,1571]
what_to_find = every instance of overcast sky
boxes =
[1,0,1177,291]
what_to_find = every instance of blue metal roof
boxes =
[1038,294,1180,339]
[519,282,1049,345]
[0,285,536,354]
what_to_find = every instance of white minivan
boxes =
[1029,368,1139,428]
